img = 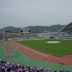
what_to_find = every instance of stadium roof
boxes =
[61,23,72,32]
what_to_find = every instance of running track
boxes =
[9,40,72,66]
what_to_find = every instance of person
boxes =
[60,59,64,65]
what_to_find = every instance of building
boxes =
[37,32,57,39]
[21,28,31,39]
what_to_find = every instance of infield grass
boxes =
[17,39,72,57]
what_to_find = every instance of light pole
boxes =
[3,30,6,60]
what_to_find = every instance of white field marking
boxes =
[26,47,48,57]
[5,52,16,57]
[28,48,48,57]
[20,44,48,58]
[46,41,60,44]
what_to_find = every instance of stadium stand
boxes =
[60,23,72,39]
[0,59,71,72]
[0,59,52,72]
[61,23,72,32]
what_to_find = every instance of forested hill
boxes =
[0,26,21,33]
[26,25,65,33]
[0,25,65,33]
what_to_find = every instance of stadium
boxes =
[0,23,72,72]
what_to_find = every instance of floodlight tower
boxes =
[3,30,5,42]
[3,30,6,60]
[3,30,8,60]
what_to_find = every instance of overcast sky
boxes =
[0,0,72,28]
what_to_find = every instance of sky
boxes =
[0,0,72,28]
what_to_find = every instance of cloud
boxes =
[0,0,72,28]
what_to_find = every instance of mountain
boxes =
[26,24,65,33]
[0,25,65,33]
[0,26,21,33]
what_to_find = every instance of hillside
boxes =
[26,24,65,33]
[0,25,65,33]
[0,26,21,33]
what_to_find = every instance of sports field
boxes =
[0,40,72,71]
[17,39,72,57]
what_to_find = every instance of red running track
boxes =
[9,40,72,66]
[3,44,14,55]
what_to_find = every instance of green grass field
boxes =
[17,39,72,57]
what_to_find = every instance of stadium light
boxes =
[3,30,6,60]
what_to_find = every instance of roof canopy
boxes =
[61,23,72,32]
